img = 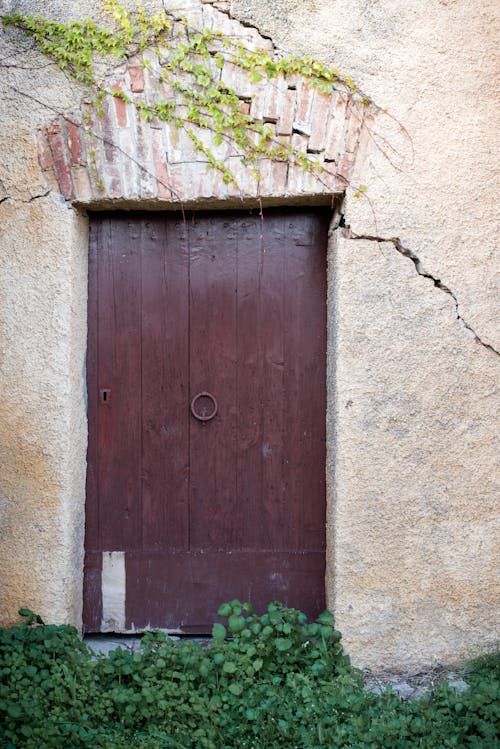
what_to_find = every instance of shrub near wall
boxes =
[0,603,499,748]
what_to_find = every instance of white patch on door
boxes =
[101,551,126,632]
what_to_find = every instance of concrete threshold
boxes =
[83,634,211,657]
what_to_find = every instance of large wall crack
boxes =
[343,226,499,357]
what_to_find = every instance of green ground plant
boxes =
[0,603,498,748]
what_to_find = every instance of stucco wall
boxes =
[0,0,498,668]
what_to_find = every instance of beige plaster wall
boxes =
[0,16,89,624]
[0,0,498,667]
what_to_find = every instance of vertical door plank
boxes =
[235,214,287,550]
[234,215,264,549]
[141,216,190,549]
[97,216,142,551]
[188,215,239,549]
[85,220,100,552]
[282,212,327,551]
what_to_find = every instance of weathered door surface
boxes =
[84,208,328,633]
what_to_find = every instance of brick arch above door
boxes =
[35,3,374,205]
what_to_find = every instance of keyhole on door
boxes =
[100,388,111,404]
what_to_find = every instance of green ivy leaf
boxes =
[248,70,262,83]
[275,638,292,652]
[7,704,23,718]
[212,623,226,641]
[228,615,246,633]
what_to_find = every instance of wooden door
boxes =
[84,208,328,633]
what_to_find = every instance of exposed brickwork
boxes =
[46,121,75,200]
[308,92,331,153]
[128,67,145,93]
[37,129,53,172]
[37,4,374,204]
[112,81,128,128]
[277,89,296,137]
[66,119,83,165]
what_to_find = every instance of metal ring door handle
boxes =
[190,391,218,422]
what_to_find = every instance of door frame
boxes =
[81,199,340,632]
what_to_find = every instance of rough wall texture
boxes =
[0,0,498,667]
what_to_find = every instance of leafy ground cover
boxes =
[0,603,498,748]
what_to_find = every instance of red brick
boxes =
[256,156,286,196]
[308,92,331,153]
[105,166,123,199]
[165,163,187,202]
[100,99,116,164]
[285,163,301,194]
[221,62,238,91]
[322,160,349,191]
[295,79,314,130]
[285,73,300,89]
[128,66,145,93]
[337,151,356,183]
[115,97,128,128]
[324,93,348,161]
[135,119,157,199]
[287,134,309,193]
[225,157,258,198]
[111,83,128,128]
[277,89,296,136]
[161,80,175,99]
[43,168,59,193]
[249,85,267,120]
[272,160,288,194]
[262,76,286,123]
[72,165,92,201]
[65,119,82,164]
[117,129,139,199]
[37,129,53,171]
[151,127,173,199]
[305,165,325,193]
[295,79,315,123]
[256,157,272,195]
[46,121,75,200]
[291,132,308,153]
[136,118,152,164]
[197,167,218,201]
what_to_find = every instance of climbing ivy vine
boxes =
[2,0,378,191]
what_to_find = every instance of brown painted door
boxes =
[84,208,328,633]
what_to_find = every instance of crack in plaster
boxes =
[27,189,51,202]
[0,190,51,205]
[343,226,499,357]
